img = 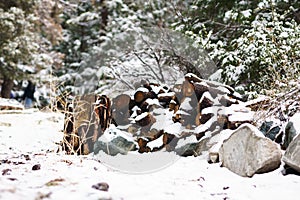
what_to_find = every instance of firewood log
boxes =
[152,146,164,152]
[135,112,155,127]
[176,95,198,127]
[134,91,147,104]
[182,79,195,97]
[158,92,176,107]
[137,137,148,148]
[76,124,92,155]
[217,114,228,129]
[227,119,252,129]
[146,91,158,99]
[139,100,149,112]
[67,94,98,155]
[137,137,151,153]
[245,97,270,111]
[209,87,227,98]
[152,129,164,140]
[126,123,139,135]
[163,133,176,145]
[139,96,160,112]
[219,95,238,107]
[162,133,179,151]
[185,73,203,83]
[142,82,152,91]
[111,110,130,126]
[111,94,132,125]
[94,95,111,132]
[169,100,179,113]
[200,113,214,124]
[195,112,202,126]
[93,95,111,145]
[143,82,160,91]
[172,112,181,123]
[73,94,96,130]
[185,73,235,94]
[141,129,164,141]
[193,82,209,100]
[196,132,205,140]
[112,94,132,111]
[199,93,214,111]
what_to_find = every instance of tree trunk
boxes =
[100,0,108,35]
[1,78,14,98]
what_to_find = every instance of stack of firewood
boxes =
[62,73,254,155]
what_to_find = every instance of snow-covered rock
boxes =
[219,124,282,177]
[94,125,137,156]
[259,112,300,150]
[283,133,300,173]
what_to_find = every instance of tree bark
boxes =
[1,77,14,98]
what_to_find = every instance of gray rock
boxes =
[219,124,282,177]
[175,142,199,157]
[283,121,297,150]
[94,136,137,156]
[283,133,300,173]
[259,121,281,141]
[259,120,298,150]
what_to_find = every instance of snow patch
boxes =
[180,97,193,111]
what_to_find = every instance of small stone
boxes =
[209,152,219,163]
[2,169,11,175]
[92,182,109,191]
[22,154,31,161]
[32,164,41,170]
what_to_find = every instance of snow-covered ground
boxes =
[0,110,300,200]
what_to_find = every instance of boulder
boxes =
[175,142,199,157]
[219,124,282,177]
[282,133,300,173]
[94,136,137,156]
[283,121,297,150]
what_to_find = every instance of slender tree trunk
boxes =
[99,0,108,36]
[1,77,14,98]
[100,1,108,30]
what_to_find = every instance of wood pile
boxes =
[63,73,255,155]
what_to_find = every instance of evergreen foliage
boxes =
[0,0,299,99]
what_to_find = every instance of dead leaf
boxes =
[45,178,65,186]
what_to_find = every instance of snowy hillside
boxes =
[1,109,300,200]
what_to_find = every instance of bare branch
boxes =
[132,51,163,83]
[109,65,135,90]
[139,34,166,83]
